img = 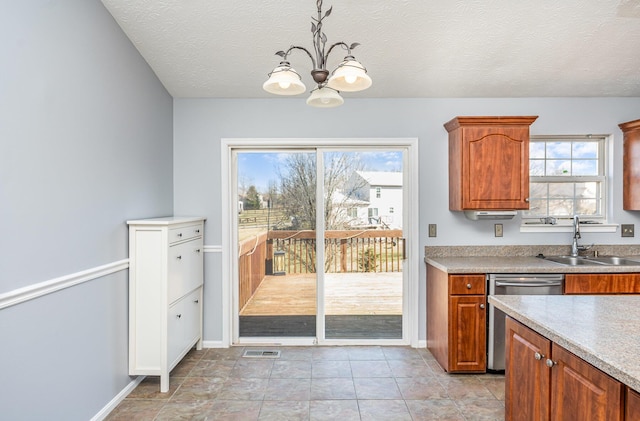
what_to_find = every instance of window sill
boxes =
[520,223,618,233]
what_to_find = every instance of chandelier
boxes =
[262,0,372,108]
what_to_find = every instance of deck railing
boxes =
[238,229,404,310]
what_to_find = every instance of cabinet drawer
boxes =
[168,238,204,304]
[450,275,486,295]
[167,288,202,367]
[169,224,203,244]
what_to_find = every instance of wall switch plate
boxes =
[622,224,635,237]
[428,224,437,237]
[494,224,503,237]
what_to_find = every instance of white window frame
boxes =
[521,135,617,233]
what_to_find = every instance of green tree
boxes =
[244,185,261,210]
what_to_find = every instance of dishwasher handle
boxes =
[494,281,564,288]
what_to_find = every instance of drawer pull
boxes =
[466,283,472,289]
[195,229,200,233]
[177,233,183,237]
[177,314,182,319]
[196,249,201,253]
[194,299,199,304]
[176,256,182,260]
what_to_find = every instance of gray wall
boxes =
[173,97,640,343]
[0,1,172,419]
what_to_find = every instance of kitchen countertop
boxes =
[425,255,640,274]
[488,295,640,392]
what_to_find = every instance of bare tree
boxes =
[277,152,368,272]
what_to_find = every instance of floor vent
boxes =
[242,349,281,359]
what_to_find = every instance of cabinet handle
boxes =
[466,283,472,289]
[195,229,200,233]
[479,303,485,309]
[177,314,182,319]
[177,255,182,260]
[534,352,545,360]
[196,249,201,253]
[194,299,199,304]
[178,233,183,237]
[545,359,556,368]
[525,198,530,202]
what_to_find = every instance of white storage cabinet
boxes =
[127,216,205,392]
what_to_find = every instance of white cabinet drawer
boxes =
[169,224,202,244]
[167,288,202,367]
[168,238,204,304]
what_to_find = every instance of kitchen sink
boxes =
[544,256,608,266]
[543,255,640,266]
[584,256,640,266]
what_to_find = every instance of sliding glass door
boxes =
[234,147,406,343]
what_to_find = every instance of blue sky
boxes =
[237,150,403,192]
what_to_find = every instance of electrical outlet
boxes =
[622,224,635,237]
[428,224,437,237]
[494,224,503,237]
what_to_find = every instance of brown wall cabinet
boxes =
[564,273,640,294]
[505,317,624,421]
[620,118,640,210]
[426,265,486,373]
[444,116,538,211]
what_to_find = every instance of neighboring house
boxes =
[344,171,403,229]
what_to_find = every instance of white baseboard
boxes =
[418,339,427,348]
[90,376,144,421]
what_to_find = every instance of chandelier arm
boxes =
[283,45,317,70]
[324,42,351,61]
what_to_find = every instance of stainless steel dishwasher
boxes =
[487,273,564,371]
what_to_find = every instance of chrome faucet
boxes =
[571,215,581,257]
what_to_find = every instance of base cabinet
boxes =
[564,273,640,294]
[128,216,205,392]
[505,317,624,421]
[427,265,486,372]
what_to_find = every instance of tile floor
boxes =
[106,346,504,420]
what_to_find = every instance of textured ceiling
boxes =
[101,0,640,99]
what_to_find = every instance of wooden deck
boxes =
[239,272,402,316]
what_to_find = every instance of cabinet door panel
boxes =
[168,238,204,303]
[505,317,551,421]
[550,344,623,421]
[449,295,486,372]
[626,388,640,421]
[464,127,529,209]
[564,273,640,294]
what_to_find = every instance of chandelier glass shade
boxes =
[306,86,344,108]
[263,0,371,107]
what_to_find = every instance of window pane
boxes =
[576,182,598,199]
[572,160,598,176]
[546,160,571,175]
[530,142,545,159]
[524,199,548,217]
[529,183,548,198]
[548,183,573,198]
[576,199,598,215]
[573,142,598,159]
[546,142,571,159]
[530,160,545,176]
[548,199,573,217]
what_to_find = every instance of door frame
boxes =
[221,138,419,347]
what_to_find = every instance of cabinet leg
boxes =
[160,374,169,393]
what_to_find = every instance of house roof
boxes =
[356,171,402,187]
[101,0,640,99]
